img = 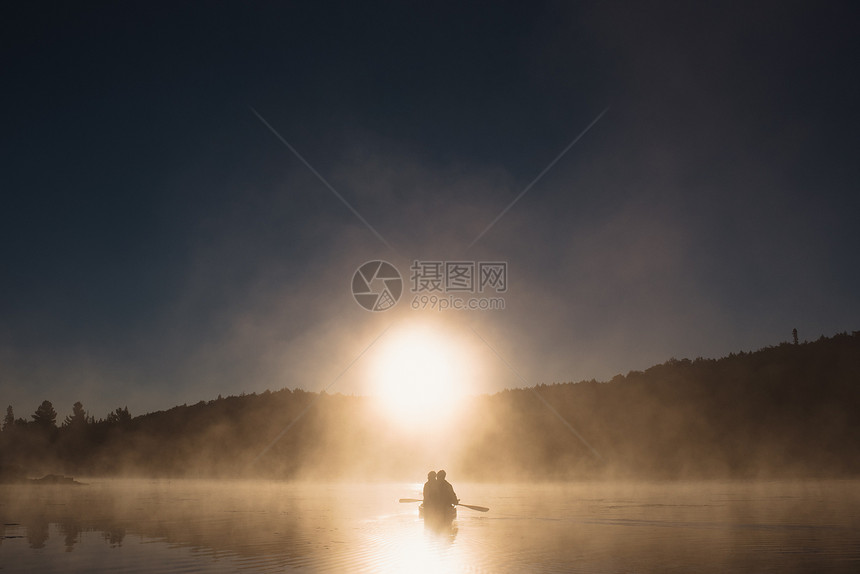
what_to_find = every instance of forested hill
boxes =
[463,331,860,479]
[2,331,859,480]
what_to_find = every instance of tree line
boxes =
[458,330,860,479]
[3,400,132,432]
[1,400,132,479]
[2,331,859,480]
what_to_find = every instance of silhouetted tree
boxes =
[793,328,799,345]
[63,402,87,429]
[3,405,14,432]
[32,400,57,429]
[106,406,131,426]
[57,402,91,471]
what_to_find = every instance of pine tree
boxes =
[32,400,58,429]
[3,405,14,431]
[106,406,131,426]
[63,402,87,428]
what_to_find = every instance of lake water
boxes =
[1,479,858,572]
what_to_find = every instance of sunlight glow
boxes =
[369,323,475,428]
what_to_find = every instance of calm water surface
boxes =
[1,479,858,572]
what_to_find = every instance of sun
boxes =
[368,323,474,428]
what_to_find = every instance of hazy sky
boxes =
[2,2,858,419]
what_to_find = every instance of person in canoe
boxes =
[436,469,458,507]
[423,471,438,507]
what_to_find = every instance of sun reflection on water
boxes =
[362,509,464,574]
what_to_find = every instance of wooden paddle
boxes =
[398,498,489,512]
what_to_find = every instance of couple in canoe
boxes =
[423,469,458,512]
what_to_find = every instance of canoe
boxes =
[418,503,457,521]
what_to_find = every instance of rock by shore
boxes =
[0,466,85,485]
[29,474,85,485]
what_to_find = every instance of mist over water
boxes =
[3,334,859,571]
[2,479,859,573]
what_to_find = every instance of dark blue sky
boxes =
[2,1,859,419]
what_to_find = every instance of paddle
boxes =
[398,498,489,512]
[456,503,489,512]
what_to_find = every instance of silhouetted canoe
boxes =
[418,504,456,521]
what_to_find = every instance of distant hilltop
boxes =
[2,331,859,480]
[463,330,860,479]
